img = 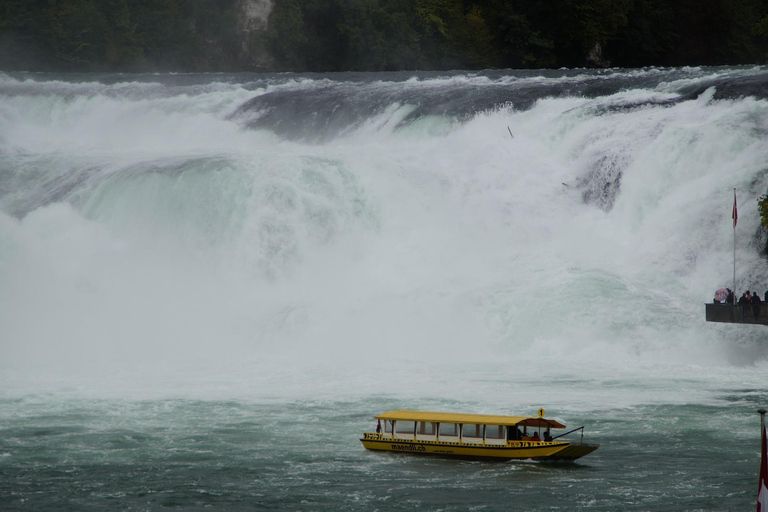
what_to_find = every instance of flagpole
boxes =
[759,408,767,512]
[734,188,737,303]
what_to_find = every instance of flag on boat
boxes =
[733,190,738,228]
[758,419,768,511]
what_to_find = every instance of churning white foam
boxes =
[2,70,768,404]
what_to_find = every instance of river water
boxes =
[2,67,768,510]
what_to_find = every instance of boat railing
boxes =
[552,426,587,444]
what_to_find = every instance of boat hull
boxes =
[533,443,599,461]
[360,433,570,461]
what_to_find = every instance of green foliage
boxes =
[267,0,308,70]
[46,0,108,67]
[2,0,768,72]
[606,0,675,67]
[0,0,246,71]
[268,0,500,71]
[336,0,398,71]
[759,191,768,229]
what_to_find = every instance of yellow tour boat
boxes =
[360,409,598,462]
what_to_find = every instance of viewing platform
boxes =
[705,303,768,325]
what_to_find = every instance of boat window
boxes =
[507,426,522,440]
[485,425,505,440]
[417,422,436,435]
[394,421,415,434]
[384,420,393,433]
[438,423,458,437]
[462,424,483,439]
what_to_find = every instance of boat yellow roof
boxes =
[374,410,566,429]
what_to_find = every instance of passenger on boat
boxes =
[376,420,381,433]
[531,432,541,441]
[544,431,553,442]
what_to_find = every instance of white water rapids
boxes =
[1,68,768,408]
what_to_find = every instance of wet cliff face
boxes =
[197,0,274,71]
[236,0,274,69]
[241,0,273,26]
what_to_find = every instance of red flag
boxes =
[758,422,768,511]
[733,190,738,228]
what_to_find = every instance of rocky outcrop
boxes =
[236,0,274,70]
[586,43,611,68]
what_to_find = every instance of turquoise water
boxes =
[1,387,762,510]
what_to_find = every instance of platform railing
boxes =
[705,303,768,325]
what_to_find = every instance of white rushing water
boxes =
[2,68,768,410]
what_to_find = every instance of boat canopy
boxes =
[374,410,566,429]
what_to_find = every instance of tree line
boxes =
[2,0,768,72]
[0,0,246,72]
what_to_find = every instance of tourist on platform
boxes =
[714,288,728,303]
[740,292,752,319]
[753,292,763,319]
[727,289,735,304]
[739,293,750,306]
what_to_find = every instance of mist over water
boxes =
[3,67,768,510]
